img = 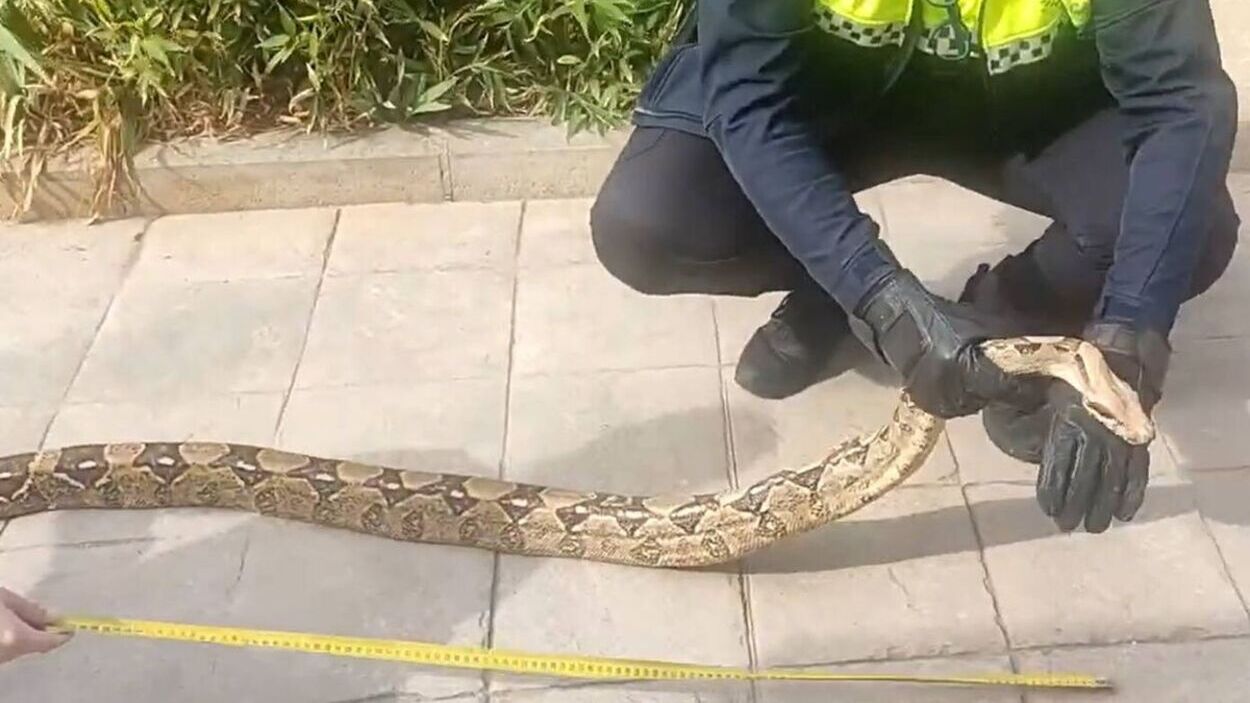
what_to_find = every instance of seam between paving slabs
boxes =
[1196,501,1250,624]
[1008,630,1250,657]
[764,629,1250,672]
[712,300,763,703]
[958,477,1017,655]
[512,361,725,380]
[271,208,344,441]
[37,217,155,451]
[483,200,526,703]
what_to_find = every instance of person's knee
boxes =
[589,189,675,295]
[1188,196,1241,299]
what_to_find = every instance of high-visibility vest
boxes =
[815,0,1092,75]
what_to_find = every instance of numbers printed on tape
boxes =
[59,615,1111,690]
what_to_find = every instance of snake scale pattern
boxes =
[0,338,1153,568]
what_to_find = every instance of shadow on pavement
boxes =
[743,483,1205,575]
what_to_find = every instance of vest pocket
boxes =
[636,43,704,124]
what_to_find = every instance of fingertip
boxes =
[1086,456,1127,535]
[1055,510,1085,533]
[1084,512,1112,534]
[1054,517,1079,533]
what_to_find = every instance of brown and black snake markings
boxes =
[0,339,1154,569]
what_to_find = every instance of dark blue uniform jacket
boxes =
[633,0,1239,334]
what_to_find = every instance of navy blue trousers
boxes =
[590,107,1240,330]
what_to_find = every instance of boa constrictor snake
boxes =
[0,338,1152,569]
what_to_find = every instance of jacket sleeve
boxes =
[1091,0,1239,334]
[697,0,897,312]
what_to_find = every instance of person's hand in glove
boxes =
[1036,321,1169,533]
[849,261,1027,419]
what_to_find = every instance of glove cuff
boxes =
[1082,321,1171,411]
[850,270,930,377]
[847,240,910,365]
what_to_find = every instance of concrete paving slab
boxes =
[0,507,255,553]
[0,405,53,456]
[219,518,492,701]
[493,366,749,696]
[491,558,751,695]
[133,208,336,282]
[746,485,1005,665]
[967,478,1249,649]
[0,217,142,404]
[1212,0,1250,121]
[756,654,1019,703]
[1156,338,1250,472]
[1018,638,1250,702]
[513,264,718,376]
[0,511,251,703]
[295,269,514,387]
[1191,468,1250,611]
[66,276,318,402]
[0,216,144,288]
[1172,242,1250,342]
[875,177,1046,247]
[504,367,730,496]
[0,321,105,411]
[1172,175,1250,340]
[276,378,507,476]
[727,364,959,486]
[884,238,1009,301]
[875,178,1055,303]
[330,201,521,275]
[45,392,285,450]
[517,199,596,268]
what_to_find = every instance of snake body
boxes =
[0,338,1152,569]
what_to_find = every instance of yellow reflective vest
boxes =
[814,0,1092,74]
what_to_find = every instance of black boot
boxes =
[735,281,850,399]
[959,254,1087,464]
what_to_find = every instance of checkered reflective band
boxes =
[917,23,968,60]
[814,4,907,48]
[986,27,1059,74]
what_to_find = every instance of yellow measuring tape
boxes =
[56,615,1110,691]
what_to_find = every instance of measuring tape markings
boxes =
[56,615,1111,690]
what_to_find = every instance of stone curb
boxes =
[1,118,631,222]
[4,117,1249,222]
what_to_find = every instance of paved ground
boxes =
[1,175,1249,702]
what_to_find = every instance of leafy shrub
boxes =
[0,0,689,217]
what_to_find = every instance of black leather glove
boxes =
[850,265,1027,419]
[1037,321,1170,533]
